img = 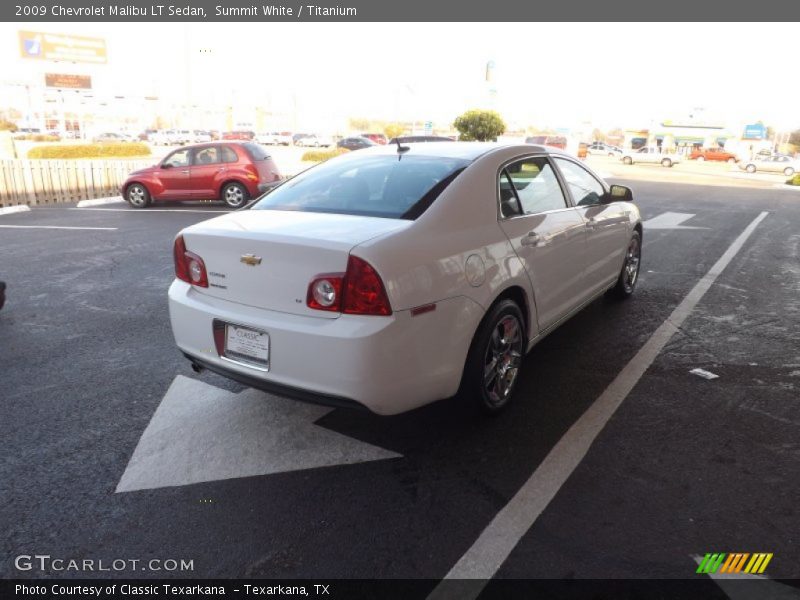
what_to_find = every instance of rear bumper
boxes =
[257,180,283,193]
[184,352,368,412]
[168,280,483,415]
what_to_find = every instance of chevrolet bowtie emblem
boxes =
[240,254,262,266]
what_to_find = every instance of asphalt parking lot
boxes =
[1,180,799,591]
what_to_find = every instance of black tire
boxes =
[221,182,249,208]
[661,158,673,168]
[0,280,5,311]
[126,183,151,208]
[459,299,526,415]
[696,156,705,162]
[746,164,756,173]
[784,167,795,177]
[622,156,633,165]
[610,230,642,299]
[727,157,736,164]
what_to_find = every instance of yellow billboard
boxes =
[18,31,107,64]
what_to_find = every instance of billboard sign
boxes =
[45,73,92,89]
[19,31,107,64]
[742,123,767,140]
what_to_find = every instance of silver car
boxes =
[738,154,799,176]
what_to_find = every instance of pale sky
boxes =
[1,22,798,131]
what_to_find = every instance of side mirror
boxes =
[607,184,633,203]
[161,163,173,169]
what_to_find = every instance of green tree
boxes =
[453,109,506,141]
[384,123,405,139]
[591,128,606,142]
[348,117,371,132]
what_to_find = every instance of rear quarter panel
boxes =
[353,146,541,339]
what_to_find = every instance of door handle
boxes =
[585,218,598,230]
[181,169,190,174]
[520,231,542,247]
[218,167,227,172]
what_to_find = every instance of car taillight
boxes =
[245,164,259,181]
[173,234,208,288]
[307,273,344,312]
[306,256,392,316]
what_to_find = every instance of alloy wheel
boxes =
[128,185,146,207]
[483,315,523,407]
[224,185,245,207]
[623,236,641,293]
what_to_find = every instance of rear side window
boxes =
[220,146,238,163]
[252,154,470,220]
[193,147,220,165]
[242,142,271,161]
[502,157,567,215]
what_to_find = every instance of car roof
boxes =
[355,141,553,161]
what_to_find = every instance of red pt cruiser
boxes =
[121,142,283,209]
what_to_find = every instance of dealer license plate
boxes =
[223,324,270,369]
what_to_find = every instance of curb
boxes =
[0,205,31,216]
[774,183,800,191]
[77,196,125,208]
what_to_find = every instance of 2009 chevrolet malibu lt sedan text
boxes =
[168,142,642,415]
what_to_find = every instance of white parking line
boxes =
[0,225,118,231]
[0,205,31,216]
[427,210,770,598]
[76,197,125,207]
[68,208,232,214]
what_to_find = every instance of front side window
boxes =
[554,158,605,206]
[502,157,567,215]
[163,149,191,168]
[252,154,470,220]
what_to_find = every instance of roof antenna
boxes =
[395,137,409,155]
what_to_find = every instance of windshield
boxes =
[251,154,470,219]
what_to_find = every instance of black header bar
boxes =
[3,0,800,22]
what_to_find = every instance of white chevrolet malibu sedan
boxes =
[169,142,642,415]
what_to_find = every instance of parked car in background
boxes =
[12,127,42,139]
[337,136,377,151]
[525,135,568,149]
[361,133,388,145]
[191,130,213,143]
[738,154,799,176]
[93,132,134,143]
[292,133,311,145]
[167,142,641,416]
[138,129,158,142]
[388,135,455,144]
[296,134,334,147]
[259,132,293,145]
[690,147,738,163]
[150,129,189,146]
[587,142,623,157]
[620,146,681,167]
[223,130,255,141]
[121,142,283,209]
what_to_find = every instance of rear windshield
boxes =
[252,154,470,219]
[242,143,271,161]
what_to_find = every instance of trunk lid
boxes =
[183,210,410,318]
